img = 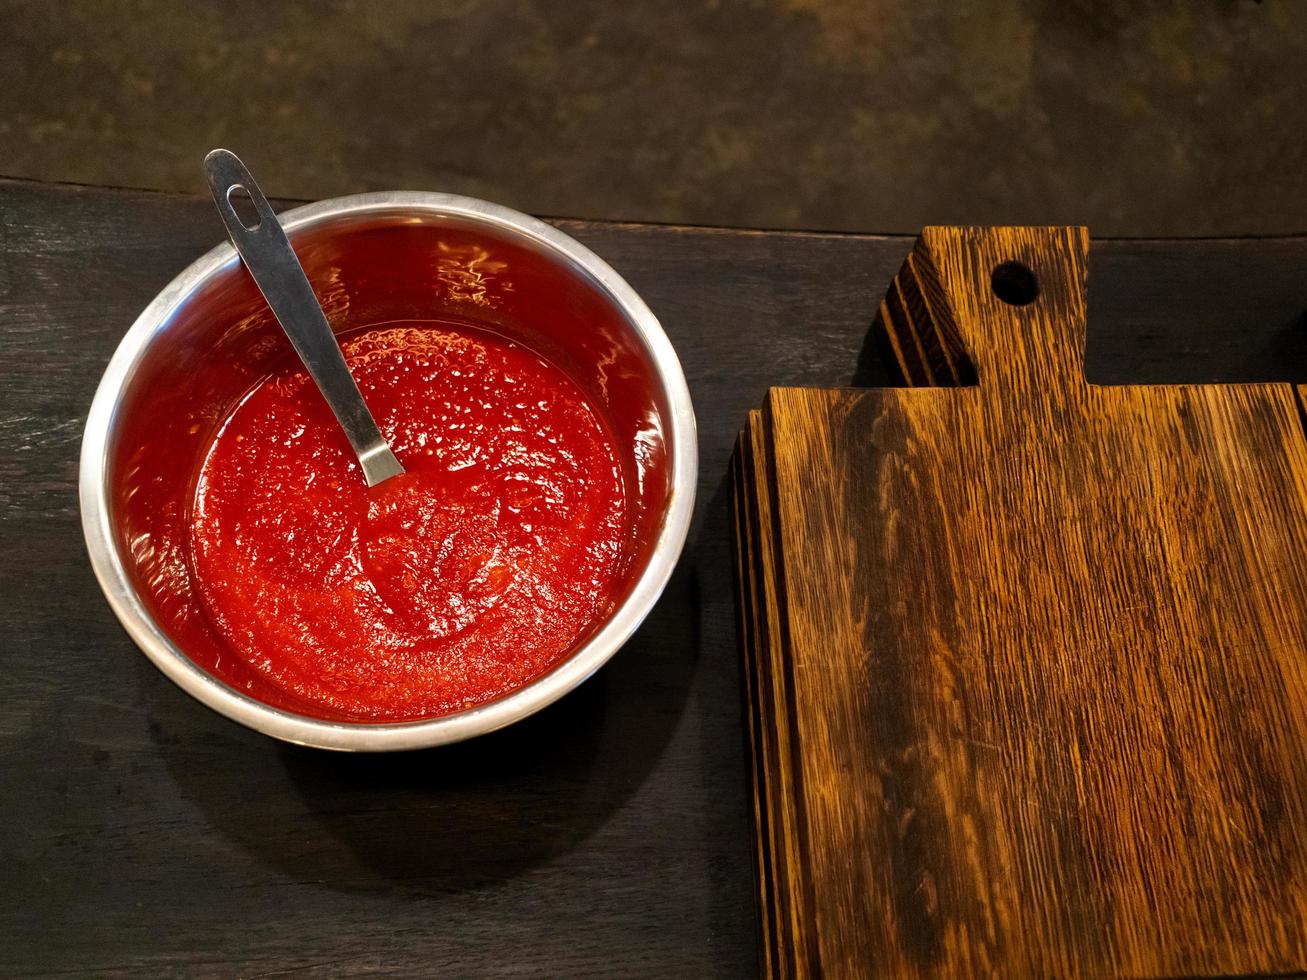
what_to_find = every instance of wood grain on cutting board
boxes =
[755,227,1307,977]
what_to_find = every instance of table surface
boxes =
[3,177,1306,978]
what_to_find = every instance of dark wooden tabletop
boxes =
[3,177,1306,978]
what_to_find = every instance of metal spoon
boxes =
[202,148,405,487]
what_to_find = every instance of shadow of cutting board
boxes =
[731,227,1307,978]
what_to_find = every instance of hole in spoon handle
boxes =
[203,149,275,242]
[226,185,261,231]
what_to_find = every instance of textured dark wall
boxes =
[3,0,1305,235]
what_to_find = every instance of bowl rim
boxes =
[78,190,698,751]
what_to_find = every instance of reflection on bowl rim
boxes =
[79,191,698,752]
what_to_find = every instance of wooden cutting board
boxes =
[732,226,1307,978]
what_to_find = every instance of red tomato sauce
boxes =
[187,320,628,720]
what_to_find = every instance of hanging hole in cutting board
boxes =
[991,260,1039,306]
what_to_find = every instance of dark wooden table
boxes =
[2,177,1306,978]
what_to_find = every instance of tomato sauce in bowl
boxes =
[190,321,627,720]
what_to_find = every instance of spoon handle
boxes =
[202,148,405,487]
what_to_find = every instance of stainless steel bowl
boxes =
[80,192,697,751]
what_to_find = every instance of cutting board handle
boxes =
[875,226,1090,398]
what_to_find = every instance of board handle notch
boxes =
[874,225,1089,398]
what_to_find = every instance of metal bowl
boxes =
[80,192,697,751]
